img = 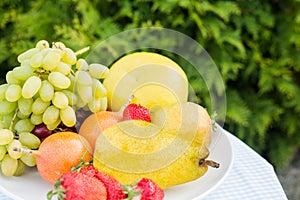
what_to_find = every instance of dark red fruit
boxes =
[32,124,52,140]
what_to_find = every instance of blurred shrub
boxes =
[1,0,300,169]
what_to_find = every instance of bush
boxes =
[1,0,300,169]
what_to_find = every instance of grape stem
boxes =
[9,109,19,131]
[75,47,90,56]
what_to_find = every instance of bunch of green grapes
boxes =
[0,40,109,176]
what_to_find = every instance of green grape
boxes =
[17,111,30,119]
[13,65,34,81]
[31,97,50,115]
[43,105,60,125]
[19,132,41,149]
[88,63,109,79]
[30,51,44,68]
[48,72,71,89]
[52,92,69,109]
[17,48,40,63]
[60,106,76,127]
[53,61,71,75]
[39,80,54,102]
[42,49,62,71]
[7,139,22,159]
[14,159,26,176]
[67,74,76,91]
[100,97,108,111]
[5,84,22,102]
[88,98,102,113]
[75,96,87,108]
[0,145,7,161]
[62,90,78,106]
[20,146,36,167]
[77,85,93,103]
[46,118,61,130]
[30,114,43,125]
[1,113,14,129]
[36,40,49,50]
[62,48,77,65]
[92,79,107,98]
[22,76,42,99]
[6,71,21,85]
[0,84,9,100]
[75,70,92,86]
[76,58,89,70]
[1,154,18,176]
[14,119,35,133]
[18,97,33,116]
[0,100,17,115]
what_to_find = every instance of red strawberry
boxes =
[123,103,151,122]
[79,165,126,200]
[126,178,164,200]
[47,170,107,200]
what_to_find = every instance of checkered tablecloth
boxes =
[0,129,288,200]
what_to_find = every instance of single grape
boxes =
[67,74,76,91]
[17,111,30,119]
[20,146,36,167]
[53,61,71,75]
[0,84,9,100]
[88,97,102,113]
[92,79,107,98]
[14,119,35,133]
[99,97,108,111]
[1,154,18,176]
[88,63,109,79]
[75,70,93,86]
[5,84,22,102]
[22,76,42,99]
[36,40,49,50]
[0,100,17,115]
[18,97,33,116]
[19,132,41,149]
[0,129,14,145]
[30,114,43,125]
[52,92,69,109]
[76,58,89,70]
[61,48,77,65]
[42,49,62,71]
[32,124,52,139]
[6,71,21,85]
[48,72,71,89]
[17,48,40,63]
[0,145,7,161]
[1,113,14,129]
[46,118,61,131]
[60,106,76,127]
[32,97,50,115]
[42,105,60,125]
[14,159,26,176]
[30,51,44,68]
[39,80,54,102]
[77,85,93,103]
[7,139,23,159]
[13,65,34,81]
[62,90,78,106]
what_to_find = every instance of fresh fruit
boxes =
[123,103,151,122]
[125,178,164,200]
[103,52,189,111]
[32,123,52,140]
[79,165,126,200]
[93,102,218,188]
[14,132,92,184]
[47,170,107,200]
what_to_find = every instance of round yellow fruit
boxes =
[103,52,189,111]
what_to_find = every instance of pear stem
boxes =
[199,159,220,168]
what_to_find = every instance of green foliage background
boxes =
[1,0,300,169]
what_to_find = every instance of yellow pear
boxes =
[103,52,189,111]
[93,102,219,188]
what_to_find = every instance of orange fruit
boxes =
[32,132,92,184]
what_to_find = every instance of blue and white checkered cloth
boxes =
[0,128,288,200]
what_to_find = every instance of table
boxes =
[0,128,288,200]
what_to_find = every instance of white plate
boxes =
[0,125,233,200]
